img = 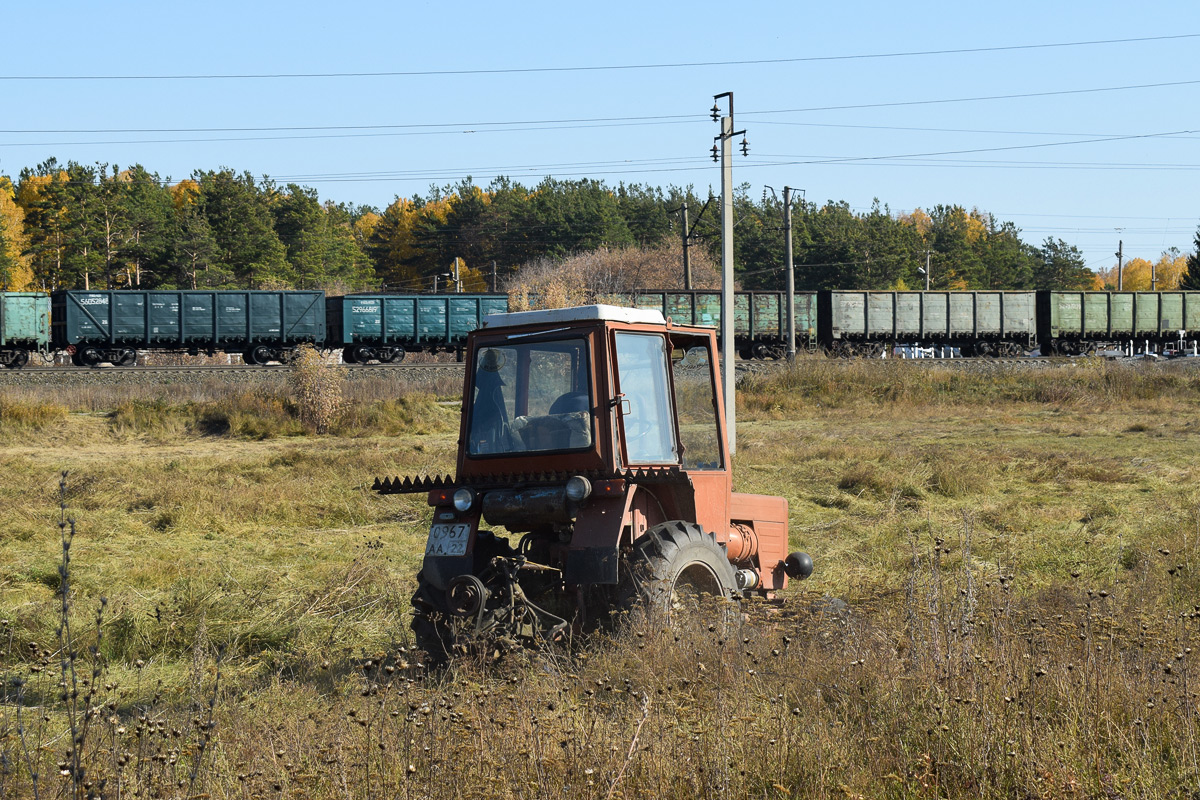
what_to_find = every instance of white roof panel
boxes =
[481,304,665,329]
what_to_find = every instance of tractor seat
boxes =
[549,391,589,414]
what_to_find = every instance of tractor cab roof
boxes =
[480,304,666,331]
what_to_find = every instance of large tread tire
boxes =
[617,521,739,627]
[410,571,461,666]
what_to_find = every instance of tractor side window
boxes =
[671,342,723,470]
[614,332,677,464]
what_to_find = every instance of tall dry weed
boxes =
[0,396,67,430]
[288,344,346,434]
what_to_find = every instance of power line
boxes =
[0,119,701,149]
[746,79,1200,116]
[4,78,1198,139]
[755,128,1200,169]
[755,120,1200,141]
[0,115,696,134]
[2,34,1195,81]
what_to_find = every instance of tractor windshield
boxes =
[467,338,593,456]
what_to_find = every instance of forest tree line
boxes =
[1,158,1198,295]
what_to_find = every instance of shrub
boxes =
[288,344,346,434]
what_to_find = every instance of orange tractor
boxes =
[374,305,811,659]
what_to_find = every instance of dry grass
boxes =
[2,361,1200,798]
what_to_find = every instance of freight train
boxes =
[612,289,1200,359]
[1,290,508,368]
[3,288,1199,369]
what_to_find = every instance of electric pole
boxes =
[783,187,796,361]
[925,251,931,291]
[680,202,692,290]
[1116,240,1124,291]
[712,92,747,455]
[767,184,801,362]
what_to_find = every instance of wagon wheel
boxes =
[615,521,740,629]
[341,346,358,364]
[384,346,406,363]
[117,349,137,367]
[352,344,376,363]
[79,347,102,368]
[246,345,273,365]
[6,350,29,369]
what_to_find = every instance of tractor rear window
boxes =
[467,338,592,456]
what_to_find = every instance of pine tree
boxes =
[1180,223,1200,290]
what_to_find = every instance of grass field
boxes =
[1,359,1199,799]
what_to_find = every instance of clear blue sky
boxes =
[2,0,1197,272]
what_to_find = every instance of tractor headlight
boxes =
[453,487,477,513]
[565,476,592,503]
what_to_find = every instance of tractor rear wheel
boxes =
[617,521,739,626]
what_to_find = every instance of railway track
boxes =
[0,360,467,389]
[9,362,464,375]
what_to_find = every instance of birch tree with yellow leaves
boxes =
[0,176,34,289]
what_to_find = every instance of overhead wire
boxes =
[1,33,1195,81]
[3,78,1198,141]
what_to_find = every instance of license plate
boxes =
[425,523,471,556]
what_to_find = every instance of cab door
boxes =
[666,334,731,540]
[612,331,678,465]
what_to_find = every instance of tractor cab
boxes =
[374,304,810,660]
[461,304,721,474]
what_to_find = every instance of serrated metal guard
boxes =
[371,474,454,495]
[372,467,688,495]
